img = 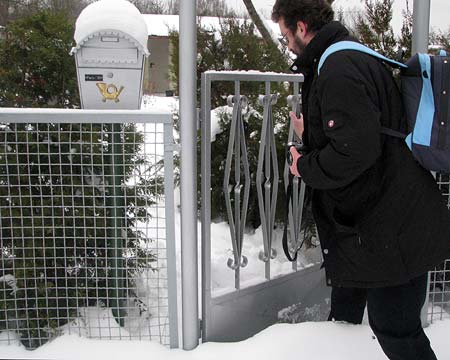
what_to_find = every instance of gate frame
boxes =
[200,71,330,343]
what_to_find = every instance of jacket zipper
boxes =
[437,56,449,150]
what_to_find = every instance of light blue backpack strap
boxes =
[411,54,435,147]
[439,49,448,56]
[405,133,413,150]
[317,41,407,75]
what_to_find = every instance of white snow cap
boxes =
[74,0,149,55]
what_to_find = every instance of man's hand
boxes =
[290,111,304,139]
[289,146,302,177]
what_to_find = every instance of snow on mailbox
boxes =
[72,0,149,109]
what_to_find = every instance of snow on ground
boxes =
[1,318,450,360]
[208,221,322,293]
[142,95,179,114]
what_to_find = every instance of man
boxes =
[271,0,450,359]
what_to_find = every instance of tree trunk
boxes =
[241,0,280,50]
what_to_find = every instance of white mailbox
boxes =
[72,0,149,110]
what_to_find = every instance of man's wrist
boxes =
[289,147,302,177]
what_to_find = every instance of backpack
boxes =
[318,41,450,173]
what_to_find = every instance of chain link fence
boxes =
[0,110,177,349]
[427,174,450,323]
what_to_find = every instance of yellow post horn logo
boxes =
[96,83,124,103]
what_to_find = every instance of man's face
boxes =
[278,18,308,57]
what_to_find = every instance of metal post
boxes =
[412,0,431,54]
[107,123,126,327]
[164,122,180,348]
[412,0,431,327]
[179,0,199,350]
[201,73,212,343]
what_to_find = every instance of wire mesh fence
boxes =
[427,174,450,323]
[0,113,177,349]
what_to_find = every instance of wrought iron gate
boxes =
[200,71,330,342]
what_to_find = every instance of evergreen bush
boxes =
[0,10,160,349]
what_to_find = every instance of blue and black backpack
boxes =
[318,41,450,173]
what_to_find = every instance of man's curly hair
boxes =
[271,0,334,33]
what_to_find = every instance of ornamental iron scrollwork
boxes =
[257,94,279,263]
[285,95,306,267]
[223,95,250,271]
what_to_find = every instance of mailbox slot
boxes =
[101,36,120,43]
[80,48,139,65]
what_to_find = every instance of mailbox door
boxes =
[77,64,145,110]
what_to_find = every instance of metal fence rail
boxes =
[0,109,178,349]
[427,173,450,323]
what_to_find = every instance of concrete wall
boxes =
[0,1,8,27]
[144,36,174,95]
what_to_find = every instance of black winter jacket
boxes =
[292,21,450,287]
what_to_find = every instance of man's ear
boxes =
[296,20,308,36]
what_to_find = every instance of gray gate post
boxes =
[412,0,431,327]
[412,0,431,54]
[179,0,199,350]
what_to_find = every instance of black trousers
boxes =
[328,286,367,324]
[328,274,437,360]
